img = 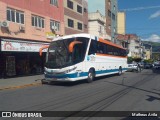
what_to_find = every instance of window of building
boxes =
[108,10,111,17]
[112,13,116,20]
[113,5,116,10]
[50,0,58,6]
[67,0,73,9]
[50,20,60,31]
[99,26,102,33]
[108,25,111,30]
[32,15,44,28]
[77,22,82,30]
[77,5,82,13]
[84,8,87,13]
[84,24,87,29]
[68,19,74,28]
[114,27,116,33]
[108,0,111,6]
[7,8,24,24]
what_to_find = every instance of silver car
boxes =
[127,64,137,71]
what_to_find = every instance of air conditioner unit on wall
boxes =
[1,21,9,28]
[19,25,25,31]
[51,26,57,31]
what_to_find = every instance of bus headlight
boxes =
[64,67,77,74]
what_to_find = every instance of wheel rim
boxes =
[89,73,93,80]
[119,68,122,75]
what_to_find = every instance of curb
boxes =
[0,82,42,91]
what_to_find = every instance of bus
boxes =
[40,33,128,83]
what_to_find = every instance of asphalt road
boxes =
[0,69,160,120]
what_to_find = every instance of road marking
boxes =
[0,83,42,91]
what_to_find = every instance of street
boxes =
[0,69,160,120]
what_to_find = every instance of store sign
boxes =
[1,39,49,52]
[46,32,56,39]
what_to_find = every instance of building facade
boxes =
[64,0,88,35]
[127,34,142,58]
[116,34,129,49]
[116,34,143,59]
[0,0,64,78]
[88,10,111,40]
[142,43,152,60]
[117,11,126,35]
[105,0,118,43]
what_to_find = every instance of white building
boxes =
[88,10,111,40]
[128,34,142,58]
[116,34,142,58]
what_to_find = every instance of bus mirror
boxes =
[69,41,82,53]
[39,45,49,56]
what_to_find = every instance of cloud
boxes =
[143,34,160,43]
[149,10,160,19]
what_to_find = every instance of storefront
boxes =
[0,38,49,78]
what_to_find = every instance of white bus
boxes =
[41,33,128,83]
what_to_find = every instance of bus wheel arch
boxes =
[118,66,122,76]
[87,68,95,83]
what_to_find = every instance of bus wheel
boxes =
[87,69,95,83]
[118,67,122,76]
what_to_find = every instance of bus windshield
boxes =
[45,37,89,69]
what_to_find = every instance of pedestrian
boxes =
[137,62,141,72]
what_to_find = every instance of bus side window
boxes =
[88,40,97,55]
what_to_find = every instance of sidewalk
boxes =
[0,75,44,90]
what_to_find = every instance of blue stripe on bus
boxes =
[45,68,128,79]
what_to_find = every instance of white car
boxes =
[127,63,138,72]
[153,61,160,69]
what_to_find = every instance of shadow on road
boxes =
[47,80,86,87]
[45,74,117,87]
[146,95,160,102]
[104,81,160,96]
[152,68,160,74]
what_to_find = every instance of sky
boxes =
[88,0,160,43]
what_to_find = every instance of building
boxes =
[105,0,118,43]
[127,34,142,58]
[88,10,111,40]
[116,34,129,49]
[142,43,152,60]
[64,0,88,35]
[117,11,126,35]
[116,34,142,59]
[0,0,64,78]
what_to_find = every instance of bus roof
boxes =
[52,33,125,50]
[52,33,92,41]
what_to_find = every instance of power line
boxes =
[120,5,160,12]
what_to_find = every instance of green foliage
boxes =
[133,58,142,62]
[127,57,133,63]
[143,59,153,63]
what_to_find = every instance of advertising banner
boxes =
[1,39,49,52]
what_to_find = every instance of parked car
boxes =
[153,61,160,69]
[138,62,144,69]
[127,63,138,72]
[144,63,153,69]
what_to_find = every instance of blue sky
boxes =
[88,0,160,42]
